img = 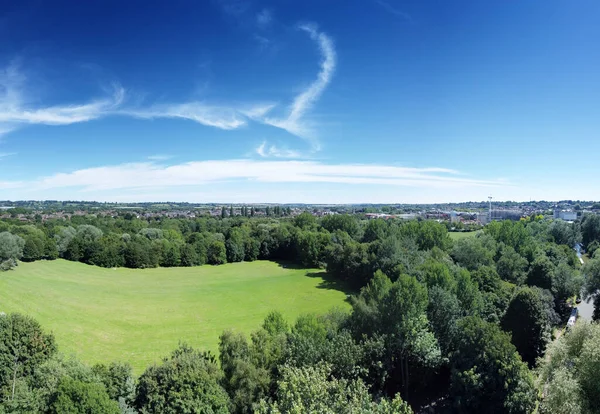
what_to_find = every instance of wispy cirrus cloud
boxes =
[263,24,336,149]
[0,60,125,134]
[147,154,173,161]
[255,141,303,159]
[0,152,16,161]
[373,0,412,21]
[1,22,335,147]
[1,158,505,193]
[256,8,272,28]
[123,102,274,130]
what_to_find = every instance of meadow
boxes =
[448,231,479,241]
[0,259,350,373]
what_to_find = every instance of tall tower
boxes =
[488,196,493,221]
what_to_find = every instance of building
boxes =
[554,210,577,221]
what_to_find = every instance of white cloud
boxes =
[123,101,275,130]
[255,141,303,158]
[374,0,412,21]
[3,159,503,195]
[147,154,172,161]
[0,23,334,145]
[0,61,125,133]
[256,9,272,28]
[0,152,16,159]
[263,24,336,148]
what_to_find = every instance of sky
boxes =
[0,0,599,204]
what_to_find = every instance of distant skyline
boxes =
[1,0,599,203]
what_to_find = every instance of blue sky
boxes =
[1,0,599,203]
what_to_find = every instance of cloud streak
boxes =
[2,159,505,194]
[0,60,125,133]
[263,24,336,148]
[1,23,335,147]
[123,102,275,130]
[256,9,272,28]
[374,0,412,21]
[255,141,303,158]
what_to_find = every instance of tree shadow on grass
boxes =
[273,260,356,302]
[305,271,356,303]
[274,260,306,270]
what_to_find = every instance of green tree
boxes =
[427,286,461,357]
[321,215,361,239]
[0,313,57,394]
[293,212,316,230]
[50,377,120,414]
[450,235,495,271]
[502,287,551,366]
[450,316,536,414]
[226,228,246,263]
[219,330,269,414]
[134,344,229,414]
[350,272,441,399]
[255,363,412,414]
[92,361,134,402]
[527,255,555,291]
[207,240,227,265]
[0,232,25,270]
[180,244,198,267]
[496,245,528,284]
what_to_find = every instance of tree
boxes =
[502,287,551,366]
[450,235,495,271]
[362,219,388,243]
[50,377,120,414]
[321,215,361,239]
[55,226,76,256]
[226,228,246,263]
[0,232,25,270]
[180,244,198,267]
[552,262,582,314]
[207,240,227,265]
[230,206,234,217]
[92,361,134,402]
[293,212,316,230]
[0,313,57,394]
[427,286,461,357]
[496,246,528,284]
[450,316,536,414]
[255,363,412,414]
[581,213,600,250]
[134,344,229,414]
[526,255,555,291]
[350,272,441,400]
[219,330,269,414]
[221,206,227,219]
[295,231,330,268]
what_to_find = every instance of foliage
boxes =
[450,316,536,414]
[255,363,412,414]
[134,344,229,414]
[0,313,56,392]
[0,232,24,271]
[501,287,551,366]
[49,377,120,414]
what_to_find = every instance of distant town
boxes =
[1,199,598,227]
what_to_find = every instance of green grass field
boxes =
[449,231,479,241]
[0,260,350,373]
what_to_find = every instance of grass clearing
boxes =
[0,259,350,373]
[449,231,479,241]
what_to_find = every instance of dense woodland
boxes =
[2,212,600,412]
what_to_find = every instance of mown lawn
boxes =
[449,231,479,241]
[0,259,350,373]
